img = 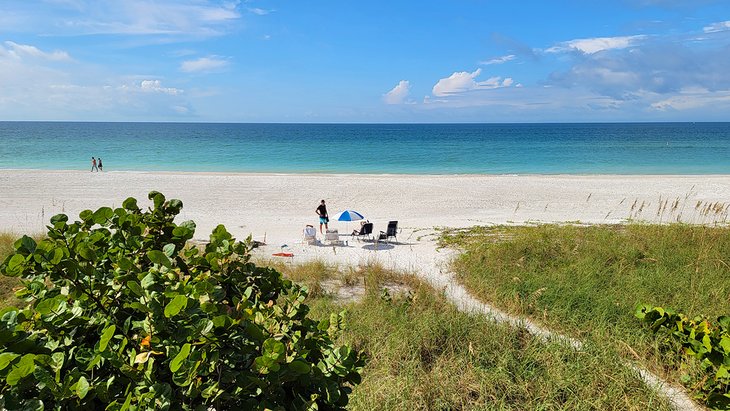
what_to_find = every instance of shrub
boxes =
[0,191,364,410]
[636,304,730,409]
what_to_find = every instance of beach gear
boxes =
[378,221,400,243]
[332,210,365,222]
[325,229,342,245]
[272,252,294,257]
[303,225,317,245]
[352,222,374,242]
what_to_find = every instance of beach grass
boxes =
[261,260,671,410]
[0,232,23,309]
[443,223,730,394]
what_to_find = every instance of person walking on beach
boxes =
[98,157,103,172]
[91,157,98,172]
[316,199,329,234]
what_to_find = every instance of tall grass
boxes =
[0,232,23,309]
[265,261,672,410]
[445,224,730,390]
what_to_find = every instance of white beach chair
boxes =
[303,225,317,245]
[325,229,341,245]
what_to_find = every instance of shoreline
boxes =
[3,168,730,178]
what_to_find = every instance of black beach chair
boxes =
[378,221,400,243]
[352,222,374,242]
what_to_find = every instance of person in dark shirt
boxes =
[316,199,329,234]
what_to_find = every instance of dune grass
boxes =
[443,223,730,396]
[260,260,672,410]
[0,232,23,309]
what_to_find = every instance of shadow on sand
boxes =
[361,243,395,251]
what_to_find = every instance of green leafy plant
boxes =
[636,304,730,409]
[0,191,364,410]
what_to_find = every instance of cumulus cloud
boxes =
[480,54,516,65]
[432,69,514,96]
[549,40,730,99]
[704,21,730,33]
[546,35,647,54]
[139,79,183,95]
[180,56,230,73]
[383,80,411,104]
[1,41,71,61]
[0,40,191,120]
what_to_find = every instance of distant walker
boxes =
[90,157,98,172]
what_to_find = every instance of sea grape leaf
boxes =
[6,354,36,386]
[93,207,114,225]
[164,295,187,318]
[147,250,171,268]
[288,360,311,375]
[75,375,90,399]
[163,243,176,258]
[122,197,139,211]
[263,338,285,361]
[0,353,19,370]
[5,254,25,276]
[127,281,143,297]
[170,343,191,373]
[50,213,68,225]
[99,324,116,352]
[77,244,97,262]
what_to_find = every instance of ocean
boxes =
[0,122,728,174]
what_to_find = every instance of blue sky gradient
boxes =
[1,0,729,122]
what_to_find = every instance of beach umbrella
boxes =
[333,210,365,222]
[332,210,365,239]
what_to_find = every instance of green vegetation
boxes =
[444,224,730,406]
[255,261,672,410]
[637,304,730,408]
[0,192,364,410]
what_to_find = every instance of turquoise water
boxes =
[0,122,728,174]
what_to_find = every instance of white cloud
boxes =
[383,80,411,104]
[432,69,514,96]
[248,7,273,15]
[6,1,242,39]
[703,21,730,33]
[180,56,230,73]
[139,79,183,95]
[2,41,71,61]
[480,54,516,65]
[546,35,646,54]
[651,88,730,111]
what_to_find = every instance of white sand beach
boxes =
[1,170,729,282]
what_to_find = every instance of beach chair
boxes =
[325,229,341,245]
[351,222,373,242]
[303,225,317,245]
[378,221,400,243]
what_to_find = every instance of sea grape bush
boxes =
[0,191,364,410]
[636,304,730,409]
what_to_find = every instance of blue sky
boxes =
[1,0,729,122]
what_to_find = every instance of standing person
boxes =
[316,199,329,234]
[98,157,103,172]
[91,157,98,172]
